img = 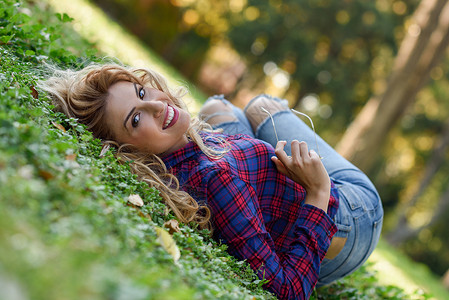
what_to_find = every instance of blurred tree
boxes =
[223,0,415,141]
[336,0,449,172]
[386,119,449,245]
[91,0,211,79]
[444,270,449,290]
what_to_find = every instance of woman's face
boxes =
[105,81,190,156]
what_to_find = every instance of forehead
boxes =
[108,81,135,100]
[105,81,136,129]
[107,81,135,109]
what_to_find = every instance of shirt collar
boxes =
[162,140,200,169]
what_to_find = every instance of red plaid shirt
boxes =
[163,132,339,299]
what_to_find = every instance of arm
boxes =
[207,169,336,299]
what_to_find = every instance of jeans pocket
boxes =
[337,183,362,211]
[318,199,383,286]
[335,174,382,213]
[363,211,383,262]
[338,210,383,279]
[334,221,351,238]
[318,205,352,279]
[333,195,352,239]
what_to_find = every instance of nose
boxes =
[141,100,165,118]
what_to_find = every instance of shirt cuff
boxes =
[295,204,338,248]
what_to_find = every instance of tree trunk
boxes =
[443,269,449,290]
[386,120,449,245]
[388,184,449,244]
[336,0,449,172]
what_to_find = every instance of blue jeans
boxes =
[205,94,384,286]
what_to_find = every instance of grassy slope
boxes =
[1,0,448,298]
[368,240,449,300]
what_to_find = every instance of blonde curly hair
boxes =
[40,64,224,229]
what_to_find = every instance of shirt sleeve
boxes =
[206,169,337,300]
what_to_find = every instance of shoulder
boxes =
[198,131,275,178]
[223,133,275,158]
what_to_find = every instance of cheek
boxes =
[180,111,191,128]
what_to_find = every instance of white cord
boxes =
[260,106,323,159]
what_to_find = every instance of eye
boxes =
[139,87,145,100]
[131,113,140,128]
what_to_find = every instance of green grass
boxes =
[368,240,449,300]
[1,0,449,299]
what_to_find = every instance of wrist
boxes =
[304,188,330,212]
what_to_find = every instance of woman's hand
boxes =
[271,140,330,212]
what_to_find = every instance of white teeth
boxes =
[164,106,174,129]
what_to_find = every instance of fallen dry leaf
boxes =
[164,219,180,234]
[51,122,66,132]
[163,206,170,216]
[128,194,144,207]
[38,169,54,180]
[155,226,180,262]
[99,143,110,157]
[30,86,38,99]
[65,154,77,161]
[126,202,152,221]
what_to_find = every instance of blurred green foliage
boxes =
[225,0,414,133]
[92,0,211,79]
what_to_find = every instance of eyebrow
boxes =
[123,107,136,130]
[123,83,140,130]
[133,82,139,98]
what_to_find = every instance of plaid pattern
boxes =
[163,132,339,299]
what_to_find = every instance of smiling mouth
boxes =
[163,104,178,129]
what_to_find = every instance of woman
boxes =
[41,64,383,299]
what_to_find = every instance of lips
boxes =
[163,104,179,129]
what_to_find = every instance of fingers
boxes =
[271,156,288,176]
[273,140,329,193]
[291,140,310,165]
[274,140,289,163]
[309,149,320,160]
[299,141,309,159]
[275,140,317,167]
